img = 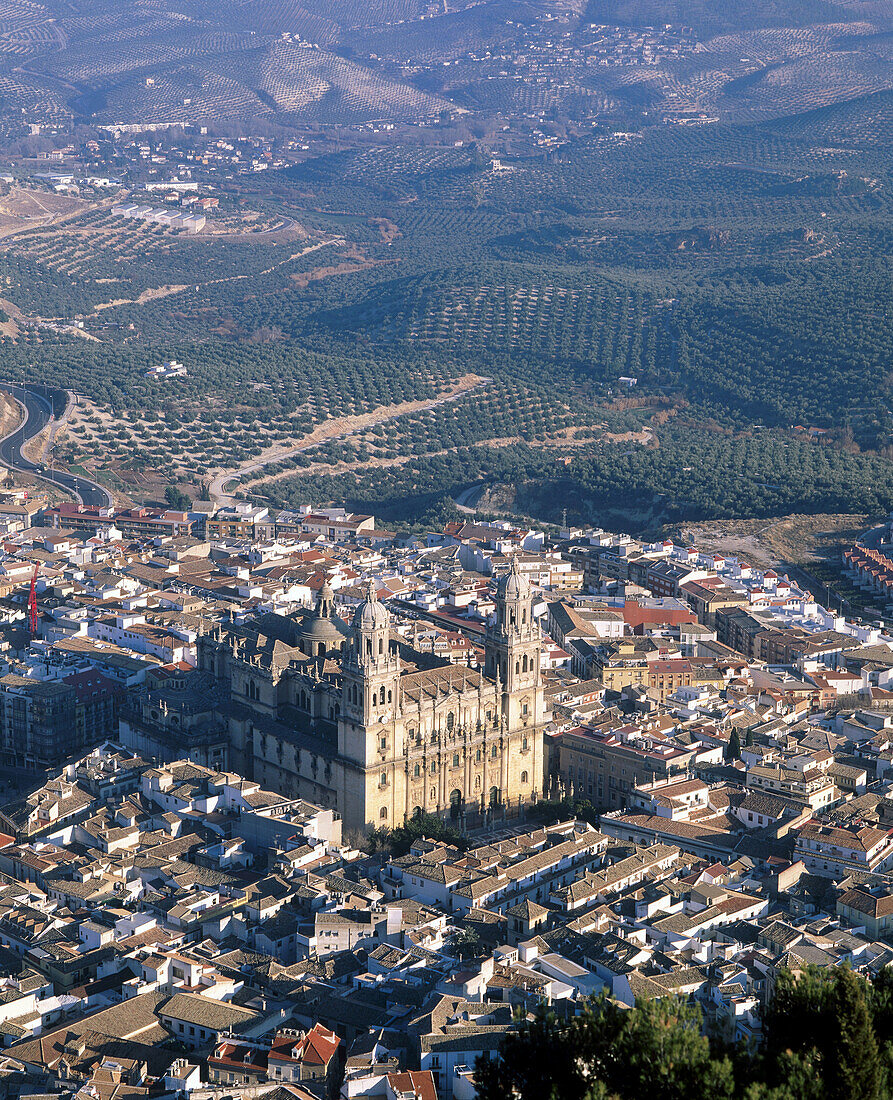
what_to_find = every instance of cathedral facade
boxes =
[195,560,546,836]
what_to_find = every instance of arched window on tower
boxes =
[447,712,455,731]
[413,763,420,778]
[521,770,529,784]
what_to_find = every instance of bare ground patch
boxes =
[90,284,190,313]
[289,246,394,289]
[672,513,869,568]
[0,391,22,440]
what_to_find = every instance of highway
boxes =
[0,383,112,508]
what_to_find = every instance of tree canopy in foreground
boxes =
[475,965,893,1100]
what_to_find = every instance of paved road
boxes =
[454,481,487,513]
[0,383,112,507]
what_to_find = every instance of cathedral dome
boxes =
[300,577,351,655]
[352,582,389,631]
[301,611,351,653]
[498,557,530,601]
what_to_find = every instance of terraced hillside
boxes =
[2,0,893,528]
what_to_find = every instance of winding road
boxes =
[0,383,112,507]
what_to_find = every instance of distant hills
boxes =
[3,0,893,130]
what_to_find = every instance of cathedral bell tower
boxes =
[339,582,400,765]
[485,557,541,729]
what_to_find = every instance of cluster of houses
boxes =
[0,506,888,1093]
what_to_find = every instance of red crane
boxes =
[27,563,38,637]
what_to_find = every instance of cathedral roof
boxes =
[401,665,490,706]
[246,634,304,672]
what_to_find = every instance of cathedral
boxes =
[195,559,546,835]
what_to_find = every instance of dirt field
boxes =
[369,217,402,244]
[91,284,189,313]
[0,187,87,236]
[672,513,869,568]
[289,245,392,289]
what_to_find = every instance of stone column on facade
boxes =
[463,724,471,815]
[403,749,410,823]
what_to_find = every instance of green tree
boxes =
[764,966,883,1100]
[364,811,468,858]
[164,484,191,510]
[832,967,882,1100]
[476,994,733,1100]
[727,728,741,760]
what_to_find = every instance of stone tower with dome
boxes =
[196,562,545,835]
